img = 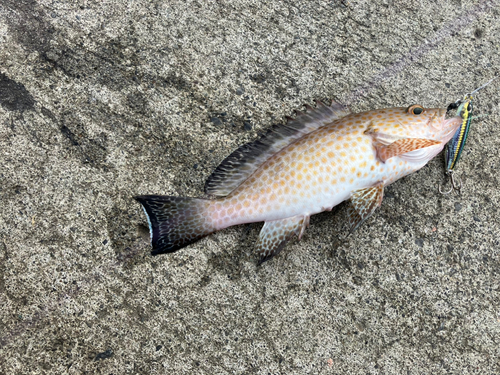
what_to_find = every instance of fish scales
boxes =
[211,108,437,227]
[136,101,461,263]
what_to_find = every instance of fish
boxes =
[135,100,462,264]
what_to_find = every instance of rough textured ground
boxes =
[1,0,499,374]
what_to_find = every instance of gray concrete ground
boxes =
[1,0,499,374]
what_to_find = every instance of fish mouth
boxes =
[441,115,462,139]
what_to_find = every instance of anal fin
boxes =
[257,215,309,265]
[347,181,384,233]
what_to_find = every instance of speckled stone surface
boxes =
[1,0,499,374]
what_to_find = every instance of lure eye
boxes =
[408,105,425,115]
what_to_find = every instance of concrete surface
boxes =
[1,0,499,374]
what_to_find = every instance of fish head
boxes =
[406,105,462,143]
[368,105,461,142]
[365,105,462,162]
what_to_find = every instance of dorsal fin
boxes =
[204,100,350,196]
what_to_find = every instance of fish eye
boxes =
[408,105,425,115]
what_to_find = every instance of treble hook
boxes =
[438,170,463,195]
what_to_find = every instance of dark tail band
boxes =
[135,195,214,255]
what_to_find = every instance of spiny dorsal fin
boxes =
[205,100,350,196]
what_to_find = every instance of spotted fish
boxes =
[136,101,461,263]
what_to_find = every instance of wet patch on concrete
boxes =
[59,111,109,168]
[0,72,35,112]
[2,0,54,53]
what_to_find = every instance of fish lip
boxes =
[441,115,462,138]
[443,115,461,128]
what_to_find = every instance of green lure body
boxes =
[444,95,473,172]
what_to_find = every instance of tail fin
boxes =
[134,195,214,255]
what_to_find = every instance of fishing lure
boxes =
[440,77,496,194]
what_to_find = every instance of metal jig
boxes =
[439,77,497,195]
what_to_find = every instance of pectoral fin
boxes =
[257,215,309,264]
[347,181,384,233]
[373,138,441,163]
